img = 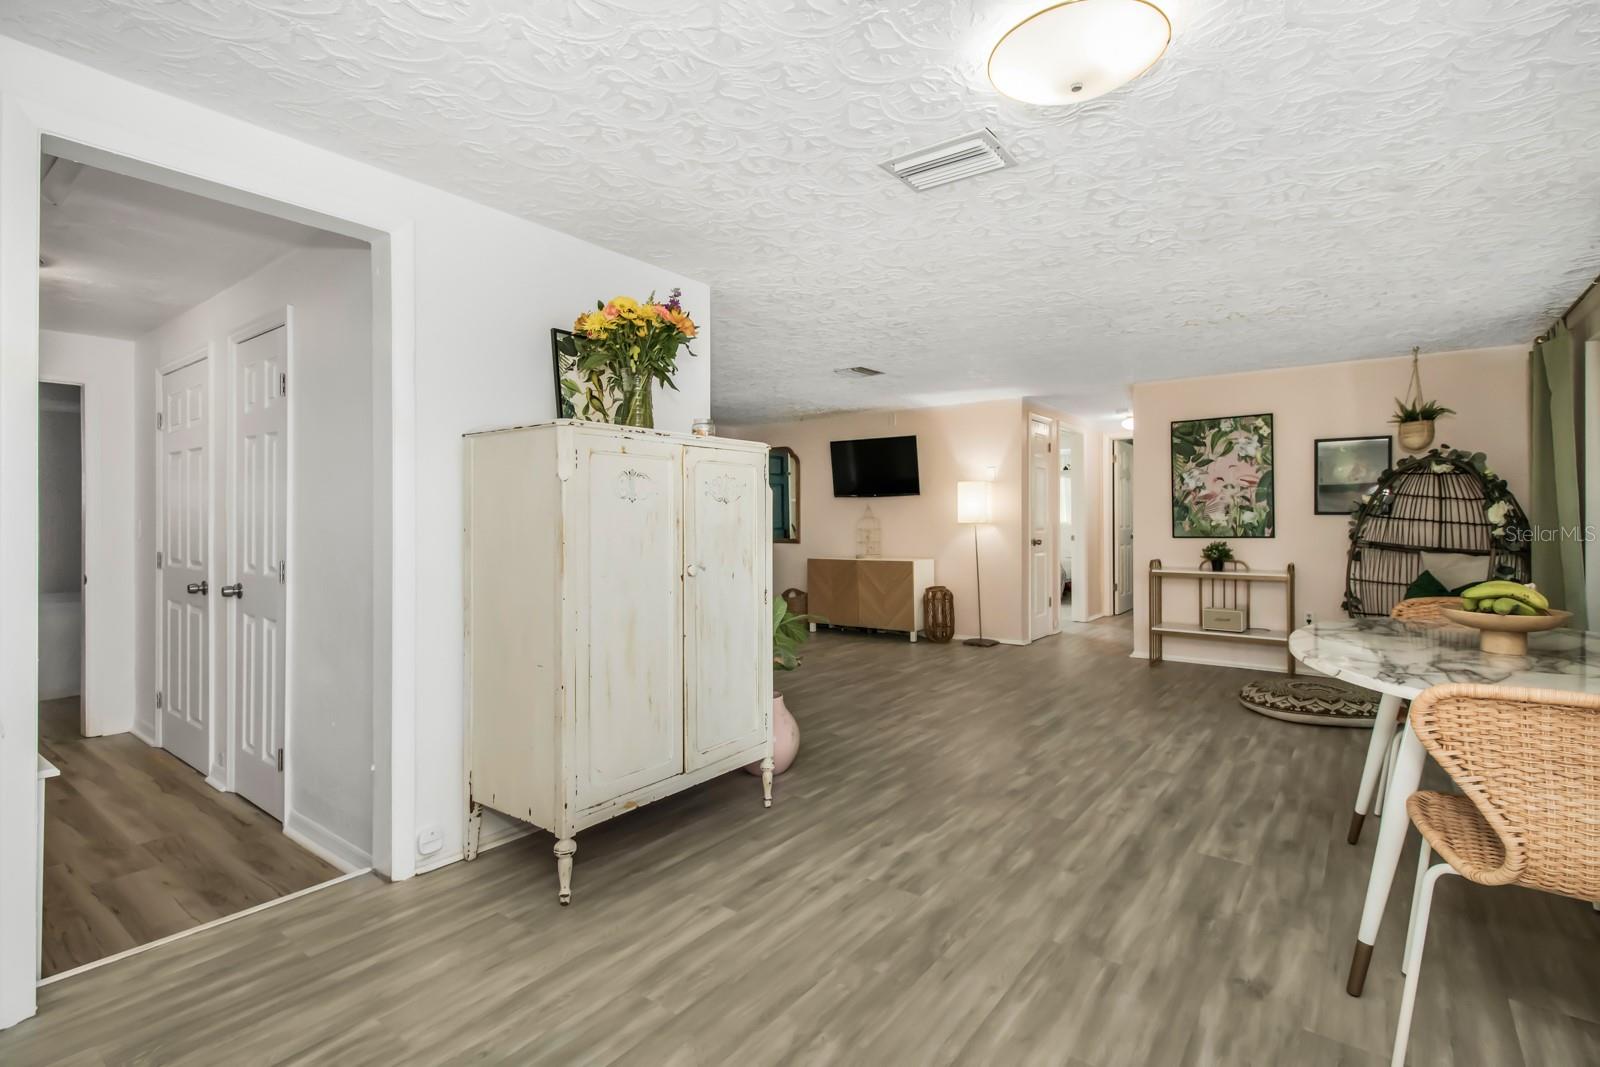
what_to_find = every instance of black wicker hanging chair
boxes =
[1343,446,1531,618]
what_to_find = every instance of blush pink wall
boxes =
[726,401,1030,643]
[1130,345,1529,670]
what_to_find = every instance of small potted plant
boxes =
[749,599,819,777]
[1202,541,1234,572]
[1391,397,1455,452]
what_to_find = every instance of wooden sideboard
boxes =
[807,557,935,642]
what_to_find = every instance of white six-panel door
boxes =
[159,358,211,774]
[683,445,767,770]
[572,437,684,810]
[231,326,288,819]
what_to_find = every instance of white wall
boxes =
[0,33,713,1026]
[135,240,376,865]
[39,330,137,733]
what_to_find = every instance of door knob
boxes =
[1031,538,1043,546]
[186,580,209,595]
[685,564,701,577]
[220,583,244,599]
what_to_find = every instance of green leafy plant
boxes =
[773,599,822,673]
[1390,397,1455,425]
[1201,541,1234,564]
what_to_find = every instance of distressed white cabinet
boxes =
[462,421,773,903]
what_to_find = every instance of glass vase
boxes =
[615,366,655,429]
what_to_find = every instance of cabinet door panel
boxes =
[857,561,914,630]
[683,448,768,768]
[806,558,859,626]
[572,437,683,808]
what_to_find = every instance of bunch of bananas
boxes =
[1459,581,1549,617]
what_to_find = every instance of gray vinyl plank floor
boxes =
[35,697,342,977]
[5,618,1597,1064]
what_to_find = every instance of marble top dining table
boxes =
[1289,615,1600,1000]
[1289,616,1600,701]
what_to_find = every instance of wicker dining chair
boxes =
[1389,683,1600,1067]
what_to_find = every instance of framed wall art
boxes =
[1313,435,1392,515]
[550,327,616,422]
[1171,413,1274,538]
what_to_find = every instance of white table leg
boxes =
[1349,693,1401,845]
[1347,721,1426,996]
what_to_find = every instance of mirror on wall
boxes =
[770,446,800,543]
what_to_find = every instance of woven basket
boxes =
[923,586,955,643]
[780,588,807,617]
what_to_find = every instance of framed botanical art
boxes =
[550,328,616,422]
[1313,435,1392,515]
[1171,413,1275,538]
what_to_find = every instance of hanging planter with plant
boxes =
[1391,346,1455,451]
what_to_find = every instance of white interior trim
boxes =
[0,91,417,1028]
[36,867,371,988]
[284,810,371,874]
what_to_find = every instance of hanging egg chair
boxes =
[1342,446,1531,618]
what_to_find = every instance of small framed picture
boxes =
[550,327,616,422]
[1314,436,1392,515]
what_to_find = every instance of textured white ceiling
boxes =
[40,163,337,339]
[6,1,1598,419]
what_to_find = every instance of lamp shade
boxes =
[957,480,992,525]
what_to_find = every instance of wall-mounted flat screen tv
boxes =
[830,435,920,497]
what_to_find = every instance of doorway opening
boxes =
[33,152,376,980]
[1111,437,1134,616]
[1060,426,1088,623]
[1027,414,1056,641]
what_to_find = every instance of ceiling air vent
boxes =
[834,366,884,378]
[880,130,1014,192]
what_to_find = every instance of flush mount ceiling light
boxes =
[988,0,1172,106]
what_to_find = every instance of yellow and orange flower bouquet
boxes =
[568,289,699,428]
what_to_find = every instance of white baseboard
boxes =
[203,774,230,794]
[130,721,158,747]
[285,809,372,874]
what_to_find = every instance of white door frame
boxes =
[1,101,416,1028]
[38,375,89,731]
[1060,426,1089,624]
[1026,414,1056,641]
[1110,437,1134,615]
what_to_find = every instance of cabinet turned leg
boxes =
[554,838,577,905]
[761,757,774,809]
[464,803,483,861]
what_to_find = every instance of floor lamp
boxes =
[957,480,998,647]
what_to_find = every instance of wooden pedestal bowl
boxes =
[1438,607,1572,656]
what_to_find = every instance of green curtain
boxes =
[1528,320,1585,627]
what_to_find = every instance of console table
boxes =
[806,557,934,642]
[1147,559,1297,674]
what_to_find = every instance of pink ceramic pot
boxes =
[747,693,800,776]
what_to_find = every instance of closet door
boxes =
[571,434,683,808]
[683,446,767,770]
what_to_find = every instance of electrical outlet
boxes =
[416,826,443,857]
[1303,611,1315,628]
